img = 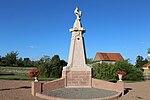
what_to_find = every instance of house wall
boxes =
[94,54,100,61]
[143,69,150,74]
[143,68,150,80]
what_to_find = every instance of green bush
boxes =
[92,60,144,81]
[114,61,144,81]
[125,68,143,81]
[92,63,116,81]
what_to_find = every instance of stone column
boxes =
[116,81,125,96]
[62,7,92,87]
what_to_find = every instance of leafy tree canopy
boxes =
[135,55,149,68]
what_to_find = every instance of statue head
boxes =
[76,6,78,10]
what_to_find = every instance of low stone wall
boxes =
[31,78,65,96]
[32,78,124,99]
[92,78,116,91]
[92,78,124,95]
[42,78,65,92]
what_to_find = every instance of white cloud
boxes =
[140,41,149,45]
[140,42,145,44]
[29,45,35,49]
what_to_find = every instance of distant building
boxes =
[94,52,124,64]
[142,62,150,80]
[143,62,150,74]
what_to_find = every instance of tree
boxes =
[86,58,94,64]
[148,48,150,54]
[146,48,150,61]
[0,57,6,66]
[16,57,24,67]
[51,55,61,78]
[0,56,1,65]
[135,55,149,68]
[37,55,67,78]
[60,60,67,67]
[23,58,33,67]
[40,55,51,63]
[5,51,18,66]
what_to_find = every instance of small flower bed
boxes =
[28,69,40,78]
[116,70,126,77]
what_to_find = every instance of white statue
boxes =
[74,6,82,20]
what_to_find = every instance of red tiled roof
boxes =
[94,52,124,61]
[143,62,150,68]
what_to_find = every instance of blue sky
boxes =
[0,0,150,64]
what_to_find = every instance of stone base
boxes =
[62,66,92,87]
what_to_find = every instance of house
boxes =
[142,63,150,79]
[143,63,150,73]
[94,52,124,64]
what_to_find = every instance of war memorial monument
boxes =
[31,7,125,100]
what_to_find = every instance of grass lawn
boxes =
[0,66,37,70]
[0,72,56,81]
[0,66,56,81]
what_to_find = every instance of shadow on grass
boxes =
[0,86,31,91]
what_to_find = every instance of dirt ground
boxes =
[120,80,150,100]
[0,80,150,100]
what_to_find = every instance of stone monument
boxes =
[31,7,125,99]
[62,6,92,87]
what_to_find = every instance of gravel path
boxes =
[0,80,150,100]
[0,80,45,100]
[43,88,118,99]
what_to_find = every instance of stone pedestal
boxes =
[62,67,91,87]
[117,81,125,96]
[31,81,42,96]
